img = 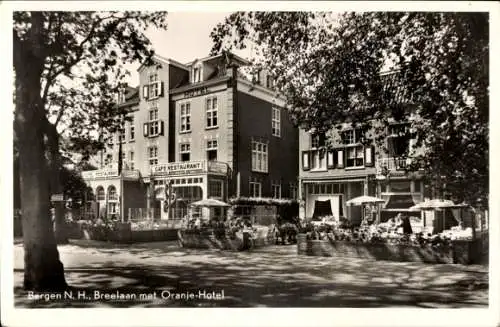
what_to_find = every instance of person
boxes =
[401,215,413,234]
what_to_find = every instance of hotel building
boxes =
[298,72,428,225]
[82,52,299,220]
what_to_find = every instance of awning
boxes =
[191,198,230,208]
[382,194,418,210]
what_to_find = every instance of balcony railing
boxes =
[376,157,410,175]
[151,160,229,176]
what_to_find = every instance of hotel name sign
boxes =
[153,161,205,176]
[82,169,119,180]
[183,87,208,99]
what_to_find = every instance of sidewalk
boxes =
[13,241,488,308]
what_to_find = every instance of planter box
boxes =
[296,233,482,264]
[78,222,178,243]
[178,229,276,251]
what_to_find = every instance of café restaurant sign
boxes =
[153,161,205,176]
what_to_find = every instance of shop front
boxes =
[376,178,425,223]
[150,160,229,220]
[82,167,142,220]
[300,177,377,225]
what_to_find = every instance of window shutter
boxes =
[158,81,164,97]
[142,85,149,100]
[327,150,335,169]
[143,123,149,137]
[337,149,344,168]
[365,145,374,167]
[302,151,310,171]
[159,120,164,136]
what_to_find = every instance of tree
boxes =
[13,11,167,291]
[210,12,488,205]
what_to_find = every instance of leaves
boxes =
[14,11,168,163]
[211,12,488,205]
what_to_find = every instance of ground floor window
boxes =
[249,181,262,197]
[171,186,203,219]
[272,182,281,199]
[307,183,345,195]
[290,183,298,200]
[208,180,223,199]
[108,202,118,215]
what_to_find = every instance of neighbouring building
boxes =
[82,52,299,221]
[298,71,429,226]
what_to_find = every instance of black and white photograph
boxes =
[1,1,499,327]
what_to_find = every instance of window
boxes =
[272,107,281,137]
[149,109,159,136]
[311,132,326,170]
[104,154,112,167]
[143,71,162,101]
[96,187,105,201]
[311,132,326,148]
[118,128,125,143]
[342,129,365,168]
[108,203,118,215]
[129,117,135,141]
[193,66,202,83]
[272,182,281,199]
[290,183,298,200]
[148,146,158,166]
[388,124,411,157]
[207,140,218,161]
[208,180,223,198]
[129,151,134,170]
[266,75,275,89]
[180,143,190,162]
[253,71,261,84]
[180,103,191,132]
[346,145,364,168]
[249,180,262,197]
[311,150,327,170]
[108,186,118,201]
[149,73,159,98]
[206,97,218,128]
[251,141,268,173]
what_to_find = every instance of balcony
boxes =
[376,157,410,176]
[151,160,229,176]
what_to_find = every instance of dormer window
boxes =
[192,64,202,83]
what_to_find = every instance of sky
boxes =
[125,12,251,86]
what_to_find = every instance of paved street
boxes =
[14,241,488,308]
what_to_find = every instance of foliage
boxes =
[14,11,168,166]
[211,12,488,205]
[229,196,298,206]
[13,11,168,289]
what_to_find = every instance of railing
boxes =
[151,160,229,176]
[376,157,410,175]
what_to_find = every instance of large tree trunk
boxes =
[14,12,67,291]
[46,124,68,244]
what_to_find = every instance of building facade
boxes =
[82,53,299,220]
[298,72,430,225]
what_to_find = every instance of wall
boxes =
[136,60,170,176]
[171,81,231,163]
[236,90,299,198]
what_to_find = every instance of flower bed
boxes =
[296,222,485,264]
[178,217,276,251]
[66,220,178,243]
